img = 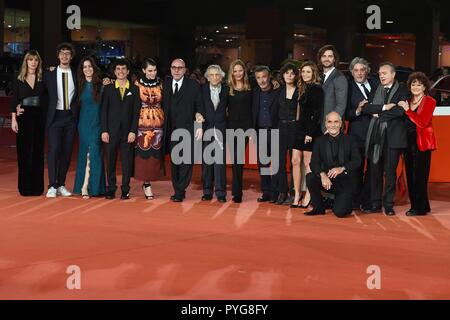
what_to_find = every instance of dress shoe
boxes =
[232,196,242,203]
[120,192,130,200]
[257,194,272,202]
[275,193,287,205]
[304,209,326,216]
[171,194,185,201]
[172,195,183,202]
[217,196,227,203]
[105,192,115,200]
[385,208,396,216]
[201,194,213,201]
[406,209,426,216]
[362,206,382,213]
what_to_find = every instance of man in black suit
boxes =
[201,65,227,202]
[361,62,409,216]
[252,65,280,203]
[345,57,379,210]
[163,58,205,202]
[305,112,361,218]
[44,43,78,198]
[101,59,141,200]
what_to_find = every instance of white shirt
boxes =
[210,84,221,110]
[323,67,335,83]
[356,80,371,99]
[56,66,75,110]
[172,77,184,94]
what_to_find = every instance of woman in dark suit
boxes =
[398,72,437,216]
[10,50,46,196]
[291,61,324,208]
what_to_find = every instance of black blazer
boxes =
[201,83,228,133]
[162,77,205,155]
[43,67,78,128]
[362,82,409,149]
[345,78,379,148]
[297,83,324,137]
[310,133,361,176]
[101,82,141,136]
[163,77,205,131]
[252,86,280,129]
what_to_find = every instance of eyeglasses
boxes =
[59,51,72,56]
[171,66,185,70]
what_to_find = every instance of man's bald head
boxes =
[171,58,186,81]
[325,111,342,137]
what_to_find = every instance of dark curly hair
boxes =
[407,72,431,95]
[279,62,299,85]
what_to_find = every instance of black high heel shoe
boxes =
[299,199,311,209]
[290,197,302,208]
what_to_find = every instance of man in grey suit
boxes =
[317,44,348,133]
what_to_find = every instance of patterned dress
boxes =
[134,76,165,181]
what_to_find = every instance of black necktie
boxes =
[174,82,179,95]
[320,74,325,85]
[362,83,370,98]
[383,87,390,104]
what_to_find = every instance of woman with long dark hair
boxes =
[291,61,324,208]
[73,56,106,197]
[10,50,46,196]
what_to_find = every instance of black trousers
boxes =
[369,143,403,210]
[170,137,194,198]
[277,121,296,193]
[230,136,249,198]
[306,172,355,218]
[257,128,278,197]
[353,146,371,207]
[16,107,45,196]
[105,133,133,194]
[47,110,76,188]
[202,135,226,197]
[404,138,432,213]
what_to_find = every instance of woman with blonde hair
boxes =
[291,61,324,208]
[227,59,253,203]
[10,50,46,196]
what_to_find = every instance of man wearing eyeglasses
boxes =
[44,43,78,198]
[163,58,205,202]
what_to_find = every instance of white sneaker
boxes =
[46,187,57,198]
[57,186,72,197]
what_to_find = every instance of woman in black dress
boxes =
[226,59,253,203]
[275,63,299,205]
[10,50,46,196]
[291,61,324,208]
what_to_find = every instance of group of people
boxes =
[10,42,438,218]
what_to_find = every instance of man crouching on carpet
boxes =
[305,111,361,218]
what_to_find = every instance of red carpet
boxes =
[1,146,450,300]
